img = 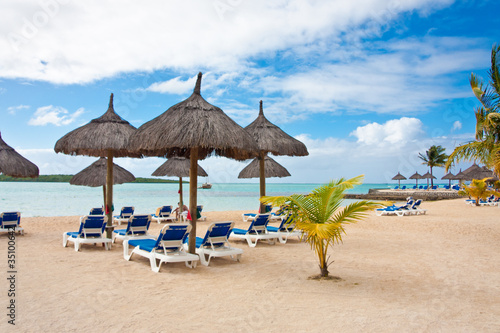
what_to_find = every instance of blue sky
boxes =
[1,0,499,184]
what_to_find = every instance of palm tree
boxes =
[446,44,500,175]
[418,145,448,187]
[458,178,496,206]
[261,175,381,279]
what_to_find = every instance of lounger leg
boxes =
[198,250,209,266]
[278,235,287,244]
[123,241,134,260]
[63,233,69,247]
[246,236,258,248]
[74,240,80,252]
[151,257,161,273]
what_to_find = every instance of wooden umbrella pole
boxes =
[179,176,183,221]
[106,150,114,238]
[102,185,107,209]
[188,147,198,254]
[259,151,266,213]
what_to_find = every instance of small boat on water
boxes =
[199,182,212,189]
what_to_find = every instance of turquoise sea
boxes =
[0,182,396,217]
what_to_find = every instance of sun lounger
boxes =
[123,223,199,272]
[151,205,176,223]
[89,207,104,215]
[0,212,23,235]
[230,214,278,247]
[266,214,302,244]
[113,206,135,225]
[197,205,207,221]
[375,199,414,216]
[395,199,427,216]
[112,214,153,243]
[63,215,111,251]
[184,221,243,266]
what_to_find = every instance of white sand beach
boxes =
[1,198,499,332]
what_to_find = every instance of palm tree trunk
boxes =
[430,166,434,187]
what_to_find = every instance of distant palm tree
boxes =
[261,175,381,279]
[418,145,448,187]
[446,44,500,176]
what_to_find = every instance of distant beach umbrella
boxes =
[391,172,407,188]
[0,132,39,178]
[128,72,259,254]
[238,156,291,179]
[244,100,308,211]
[463,164,498,182]
[151,157,208,212]
[421,171,436,187]
[441,172,455,187]
[70,157,135,208]
[409,172,424,186]
[54,94,138,236]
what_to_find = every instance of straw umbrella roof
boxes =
[409,172,424,180]
[391,172,407,180]
[463,165,498,181]
[441,172,455,180]
[152,157,207,177]
[238,156,291,179]
[245,101,308,157]
[128,73,258,160]
[454,170,467,180]
[0,132,39,178]
[421,172,436,179]
[70,157,135,187]
[54,94,139,158]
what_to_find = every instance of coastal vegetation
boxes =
[418,145,448,187]
[446,44,500,176]
[458,178,496,206]
[0,174,180,183]
[261,175,381,279]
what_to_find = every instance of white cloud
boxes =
[28,105,84,126]
[7,104,30,114]
[0,0,455,84]
[146,76,197,95]
[350,117,425,146]
[452,120,462,131]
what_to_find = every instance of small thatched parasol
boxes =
[421,171,436,187]
[441,172,455,187]
[54,94,138,236]
[391,172,406,188]
[151,157,208,213]
[244,100,308,211]
[129,72,259,253]
[409,172,423,187]
[460,163,483,181]
[0,132,39,178]
[238,156,291,179]
[463,165,498,182]
[70,157,135,208]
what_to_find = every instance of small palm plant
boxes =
[458,178,496,206]
[261,175,381,279]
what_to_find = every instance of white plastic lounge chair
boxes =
[112,214,153,243]
[0,212,23,235]
[395,199,427,216]
[151,205,176,224]
[113,206,135,225]
[375,199,413,216]
[266,214,302,244]
[185,221,243,266]
[89,207,104,215]
[63,215,112,251]
[230,214,278,247]
[123,223,199,272]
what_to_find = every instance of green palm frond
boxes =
[445,140,494,171]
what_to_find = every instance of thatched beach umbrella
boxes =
[238,156,291,179]
[409,172,423,187]
[421,171,436,187]
[151,157,208,213]
[461,163,483,181]
[128,72,259,253]
[464,165,498,182]
[441,172,455,187]
[0,132,39,178]
[70,157,135,209]
[244,100,308,211]
[391,172,406,188]
[54,94,138,236]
